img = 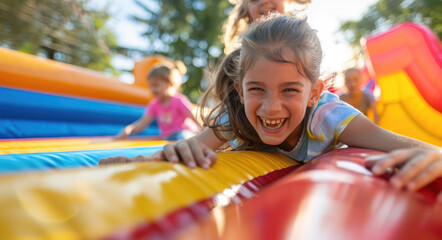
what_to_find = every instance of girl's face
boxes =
[148,77,172,100]
[247,0,287,21]
[344,71,362,93]
[237,55,322,148]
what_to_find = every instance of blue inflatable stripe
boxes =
[0,86,148,124]
[0,146,164,174]
[0,119,160,138]
[0,86,161,138]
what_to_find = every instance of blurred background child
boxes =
[339,67,380,124]
[115,62,200,141]
[222,0,311,53]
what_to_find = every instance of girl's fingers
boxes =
[175,140,197,168]
[132,154,158,162]
[99,158,108,165]
[366,148,420,175]
[101,140,216,169]
[405,160,442,191]
[133,155,145,162]
[188,139,210,169]
[152,150,163,161]
[390,151,438,189]
[204,148,218,166]
[163,144,180,163]
[100,157,115,165]
[99,156,131,165]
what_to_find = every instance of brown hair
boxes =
[147,60,187,89]
[222,0,311,54]
[201,14,322,150]
[343,67,361,77]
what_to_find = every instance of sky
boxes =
[90,0,379,85]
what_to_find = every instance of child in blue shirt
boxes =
[101,14,442,202]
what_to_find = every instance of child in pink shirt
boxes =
[115,62,199,141]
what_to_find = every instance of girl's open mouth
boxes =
[259,8,277,16]
[259,116,286,130]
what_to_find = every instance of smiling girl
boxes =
[101,14,442,201]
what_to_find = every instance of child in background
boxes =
[102,14,442,201]
[115,62,199,141]
[223,0,311,53]
[339,68,380,124]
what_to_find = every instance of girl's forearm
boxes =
[127,122,149,135]
[339,114,439,152]
[194,127,226,151]
[124,115,153,136]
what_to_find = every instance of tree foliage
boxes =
[0,0,118,72]
[339,0,441,58]
[130,0,232,101]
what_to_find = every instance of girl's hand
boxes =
[99,153,158,166]
[365,148,442,202]
[99,138,217,169]
[161,138,217,169]
[114,130,129,140]
[101,128,221,168]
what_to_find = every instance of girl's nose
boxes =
[260,0,271,7]
[262,95,282,114]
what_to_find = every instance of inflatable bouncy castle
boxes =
[363,23,442,146]
[0,23,441,240]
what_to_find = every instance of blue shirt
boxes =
[278,92,360,162]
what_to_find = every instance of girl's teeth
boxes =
[261,117,285,129]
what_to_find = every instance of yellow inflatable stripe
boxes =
[0,138,167,155]
[0,151,296,240]
[377,71,442,146]
[397,73,442,138]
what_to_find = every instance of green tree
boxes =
[130,0,232,101]
[339,0,441,60]
[0,0,118,72]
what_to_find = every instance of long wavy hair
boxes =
[201,14,322,150]
[222,0,311,54]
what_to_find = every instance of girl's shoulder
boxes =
[362,90,375,101]
[315,91,359,115]
[309,92,360,130]
[148,98,160,107]
[172,92,189,102]
[170,93,195,111]
[317,91,344,107]
[173,93,194,105]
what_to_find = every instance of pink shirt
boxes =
[146,93,199,138]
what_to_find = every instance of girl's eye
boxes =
[283,88,300,93]
[248,87,263,92]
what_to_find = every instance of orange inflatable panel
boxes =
[133,55,172,89]
[0,47,152,105]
